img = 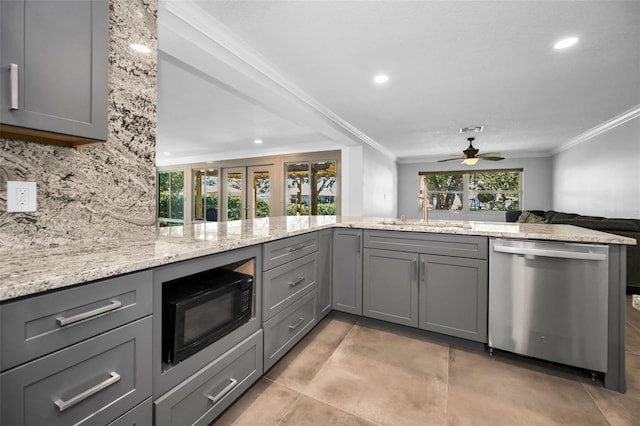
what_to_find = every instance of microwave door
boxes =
[172,284,239,363]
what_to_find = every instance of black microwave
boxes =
[162,267,253,364]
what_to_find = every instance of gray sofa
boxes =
[506,210,640,294]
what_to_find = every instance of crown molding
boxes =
[159,0,396,162]
[551,104,640,155]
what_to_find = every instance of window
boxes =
[419,169,522,213]
[286,161,337,216]
[193,168,218,221]
[158,170,184,224]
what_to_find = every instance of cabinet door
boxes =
[332,229,363,315]
[363,249,419,327]
[316,228,333,320]
[419,255,488,342]
[0,0,108,141]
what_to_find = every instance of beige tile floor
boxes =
[214,296,640,425]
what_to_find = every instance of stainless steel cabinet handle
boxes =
[357,234,361,253]
[207,378,238,404]
[420,259,426,282]
[289,317,305,330]
[493,245,607,261]
[9,63,18,110]
[288,244,305,252]
[56,300,122,326]
[54,372,120,412]
[288,276,305,287]
[412,259,417,280]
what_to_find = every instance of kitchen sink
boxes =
[379,219,472,230]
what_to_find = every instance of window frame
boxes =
[157,167,186,224]
[418,168,523,214]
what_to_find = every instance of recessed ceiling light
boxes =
[553,37,579,50]
[163,152,171,156]
[373,74,389,84]
[130,43,151,53]
[254,139,263,144]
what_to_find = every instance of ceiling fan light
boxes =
[462,157,479,165]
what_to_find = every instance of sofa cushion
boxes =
[551,218,640,232]
[516,211,548,224]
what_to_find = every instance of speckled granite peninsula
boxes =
[0,216,634,301]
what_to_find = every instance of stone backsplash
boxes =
[0,0,158,250]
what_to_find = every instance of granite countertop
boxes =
[0,216,635,302]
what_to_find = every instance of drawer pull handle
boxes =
[288,244,305,252]
[288,276,305,287]
[56,300,122,326]
[207,378,238,404]
[55,372,120,412]
[289,317,305,330]
[9,63,18,110]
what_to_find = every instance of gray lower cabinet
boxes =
[332,228,363,315]
[263,252,317,321]
[154,330,263,426]
[0,0,108,144]
[363,248,419,327]
[419,255,488,342]
[316,228,333,320]
[1,317,152,426]
[263,232,319,270]
[263,289,317,371]
[362,230,488,343]
[108,398,152,426]
[1,270,152,371]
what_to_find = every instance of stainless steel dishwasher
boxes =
[488,238,609,373]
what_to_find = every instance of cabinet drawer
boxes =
[154,330,263,426]
[1,270,152,370]
[364,230,488,259]
[1,317,152,426]
[108,397,152,426]
[263,232,319,270]
[263,252,317,321]
[263,290,317,371]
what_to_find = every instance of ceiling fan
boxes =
[437,137,505,165]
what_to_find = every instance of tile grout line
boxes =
[268,320,358,395]
[275,391,304,426]
[295,321,385,426]
[578,373,612,425]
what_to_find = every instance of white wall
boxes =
[397,157,553,222]
[362,145,398,218]
[552,117,640,219]
[341,145,398,218]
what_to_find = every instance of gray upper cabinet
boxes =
[0,0,108,145]
[316,228,333,320]
[332,228,363,315]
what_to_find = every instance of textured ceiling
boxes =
[157,0,640,165]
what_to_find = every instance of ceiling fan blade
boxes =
[478,152,504,158]
[437,157,465,163]
[481,156,505,161]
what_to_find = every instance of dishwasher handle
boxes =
[493,244,607,261]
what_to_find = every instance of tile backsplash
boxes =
[0,0,158,250]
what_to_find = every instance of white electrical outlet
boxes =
[7,181,37,212]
